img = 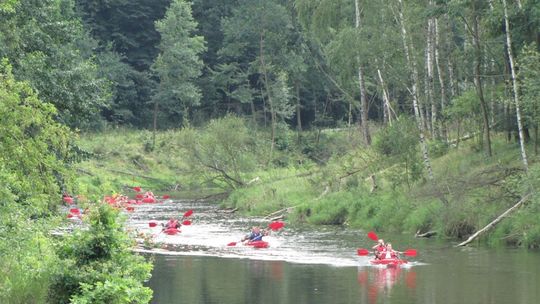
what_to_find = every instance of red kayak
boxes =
[246,240,269,248]
[163,228,181,235]
[370,258,408,267]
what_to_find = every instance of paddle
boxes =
[357,248,370,256]
[268,221,285,231]
[149,222,158,227]
[182,220,191,225]
[367,231,378,241]
[183,210,193,217]
[401,249,417,257]
[357,248,418,257]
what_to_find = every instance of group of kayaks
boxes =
[66,189,415,266]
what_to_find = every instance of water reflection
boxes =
[357,267,416,304]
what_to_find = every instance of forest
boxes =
[1,0,539,303]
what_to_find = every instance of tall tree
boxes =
[220,0,296,150]
[0,0,111,128]
[396,0,434,180]
[76,0,171,127]
[355,0,371,145]
[502,0,528,170]
[152,0,206,141]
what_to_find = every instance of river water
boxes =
[127,199,540,304]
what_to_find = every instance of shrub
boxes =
[48,204,153,304]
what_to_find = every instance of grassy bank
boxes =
[75,117,540,248]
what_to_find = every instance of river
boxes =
[127,199,540,304]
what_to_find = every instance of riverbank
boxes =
[76,118,540,248]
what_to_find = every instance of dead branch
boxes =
[456,193,532,247]
[415,230,437,238]
[264,205,298,220]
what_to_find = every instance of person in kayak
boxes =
[382,243,399,259]
[242,226,266,242]
[372,239,386,259]
[164,218,181,230]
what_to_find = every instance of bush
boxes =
[48,204,153,304]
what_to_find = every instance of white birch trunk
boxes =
[355,0,371,145]
[434,18,448,141]
[426,13,438,139]
[377,67,395,125]
[502,0,529,170]
[397,0,434,180]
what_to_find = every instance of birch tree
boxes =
[396,0,434,180]
[502,0,528,170]
[355,0,371,145]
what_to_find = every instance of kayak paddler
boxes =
[241,226,267,243]
[382,243,400,259]
[164,218,181,230]
[372,239,386,259]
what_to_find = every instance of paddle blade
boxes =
[133,186,142,192]
[367,231,378,241]
[149,222,157,227]
[182,220,191,225]
[357,248,370,256]
[63,196,73,204]
[162,195,170,199]
[183,210,194,217]
[403,249,417,257]
[268,221,285,231]
[227,242,237,246]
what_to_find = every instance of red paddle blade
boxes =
[227,242,237,246]
[182,220,191,225]
[149,222,157,227]
[268,221,285,231]
[133,186,142,192]
[183,210,193,217]
[162,195,170,199]
[403,249,417,257]
[357,248,370,256]
[367,231,378,241]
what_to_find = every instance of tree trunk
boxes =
[503,0,529,171]
[397,0,434,180]
[377,67,395,125]
[456,193,531,247]
[355,0,371,145]
[472,4,492,157]
[445,15,457,98]
[426,12,438,139]
[296,82,302,142]
[152,100,158,149]
[535,125,538,155]
[250,100,257,127]
[434,18,448,141]
[259,31,275,153]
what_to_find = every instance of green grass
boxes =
[75,126,540,247]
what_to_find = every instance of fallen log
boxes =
[264,205,298,220]
[415,230,437,238]
[456,193,532,247]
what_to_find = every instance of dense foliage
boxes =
[0,61,152,303]
[1,0,540,301]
